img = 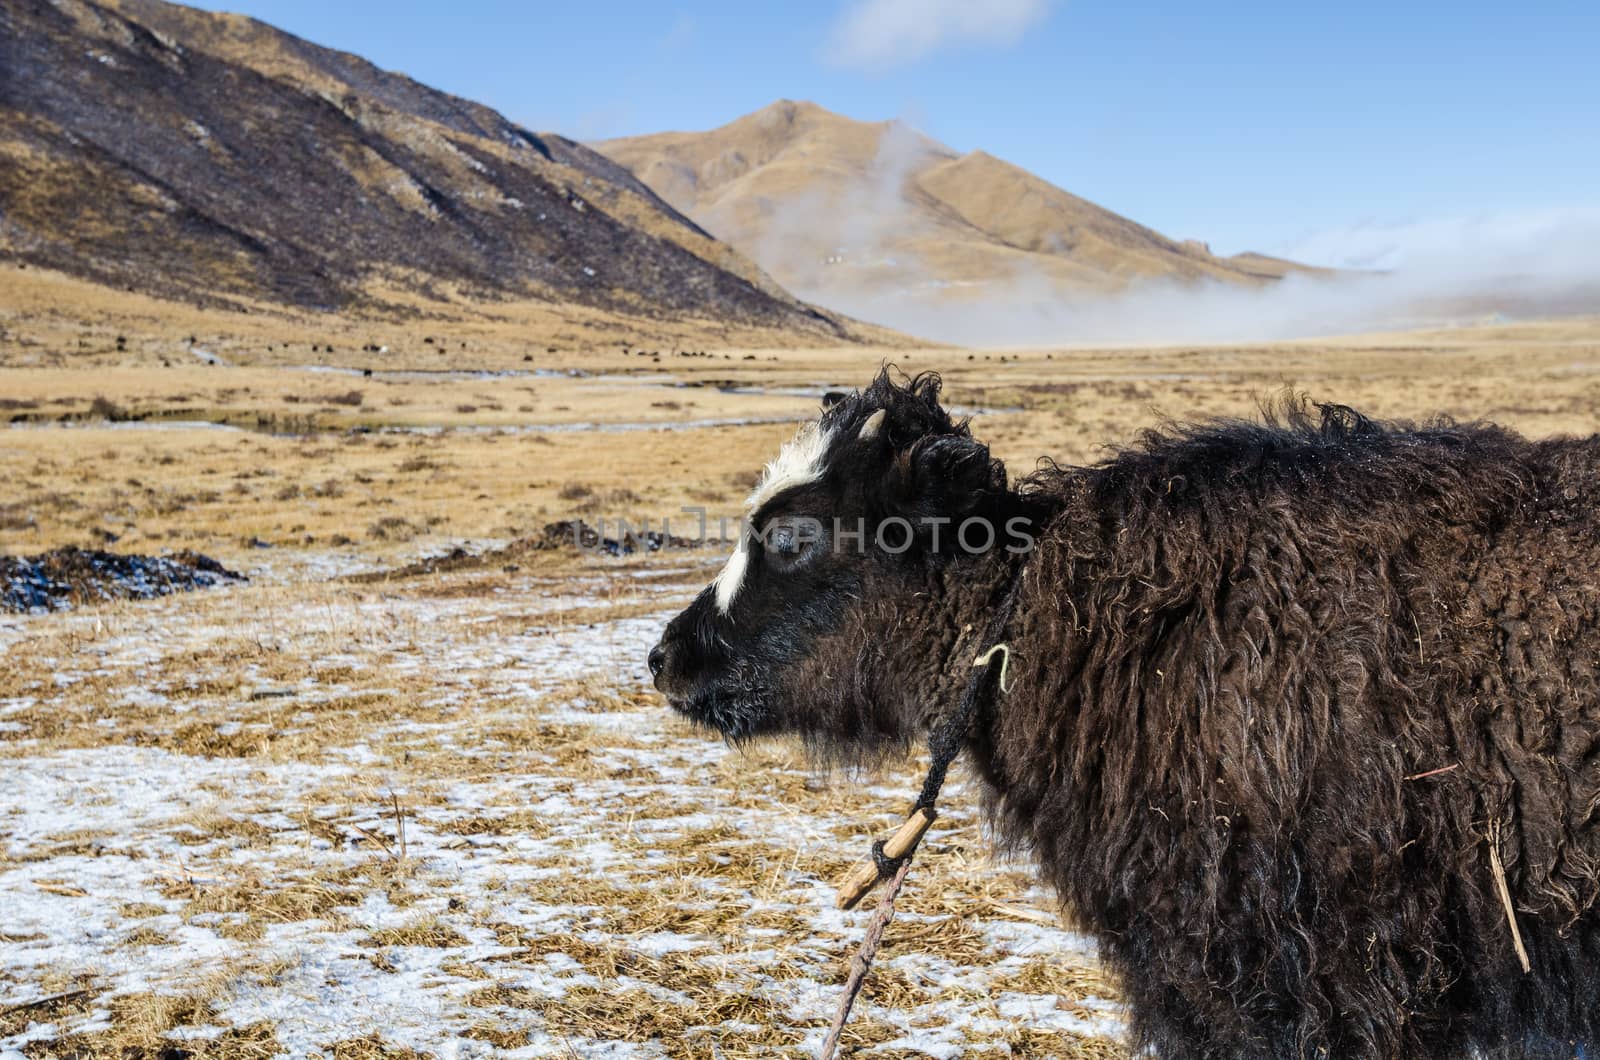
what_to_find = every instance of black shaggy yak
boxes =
[649,370,1600,1059]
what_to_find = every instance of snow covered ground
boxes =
[0,551,1123,1058]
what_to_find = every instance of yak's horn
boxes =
[859,409,886,441]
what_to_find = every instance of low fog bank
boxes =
[793,160,1600,347]
[806,261,1600,349]
[714,106,1599,347]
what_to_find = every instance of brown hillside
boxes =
[0,1,857,343]
[598,100,1320,305]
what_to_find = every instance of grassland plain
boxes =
[4,297,1600,1056]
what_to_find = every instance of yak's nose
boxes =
[647,642,668,681]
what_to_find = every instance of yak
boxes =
[648,369,1600,1059]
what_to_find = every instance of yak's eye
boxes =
[761,516,824,571]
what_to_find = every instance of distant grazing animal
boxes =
[650,370,1600,1059]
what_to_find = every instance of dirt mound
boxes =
[1,546,245,613]
[350,520,714,583]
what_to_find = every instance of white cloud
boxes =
[658,12,697,53]
[827,0,1054,71]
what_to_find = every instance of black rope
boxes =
[918,574,1025,809]
[870,839,902,877]
[871,571,1027,883]
[823,567,1031,1060]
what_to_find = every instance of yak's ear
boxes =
[886,434,1003,520]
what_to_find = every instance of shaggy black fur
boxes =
[652,370,1600,1058]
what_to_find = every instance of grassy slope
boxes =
[597,101,1326,303]
[0,1,880,347]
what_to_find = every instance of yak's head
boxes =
[649,370,1028,753]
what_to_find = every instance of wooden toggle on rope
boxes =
[819,573,1025,1058]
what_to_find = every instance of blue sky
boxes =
[186,0,1599,263]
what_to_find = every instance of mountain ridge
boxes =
[0,1,859,343]
[597,100,1319,308]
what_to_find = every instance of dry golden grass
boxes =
[6,308,1600,571]
[3,967,286,1060]
[0,254,897,369]
[0,546,1120,1054]
[6,294,1600,1055]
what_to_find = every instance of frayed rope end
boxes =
[972,643,1015,694]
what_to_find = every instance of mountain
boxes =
[597,101,1320,308]
[0,1,852,341]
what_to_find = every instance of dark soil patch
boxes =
[349,519,714,583]
[1,547,245,613]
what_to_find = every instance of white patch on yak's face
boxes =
[711,544,750,615]
[712,420,833,615]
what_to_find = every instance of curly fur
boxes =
[979,400,1600,1058]
[653,372,1600,1058]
